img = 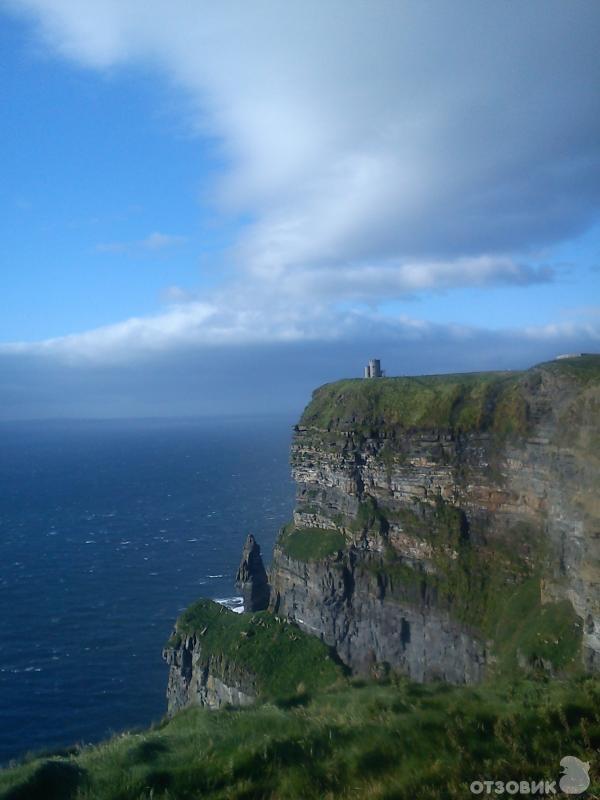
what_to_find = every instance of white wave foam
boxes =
[214,596,244,614]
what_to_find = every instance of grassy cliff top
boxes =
[535,353,600,384]
[300,370,525,433]
[168,600,343,699]
[300,355,600,434]
[1,676,598,799]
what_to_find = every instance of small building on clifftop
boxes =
[364,358,384,378]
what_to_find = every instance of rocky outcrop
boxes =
[162,597,343,716]
[163,634,257,715]
[270,545,486,682]
[235,533,270,611]
[269,356,600,679]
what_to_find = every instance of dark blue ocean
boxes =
[0,416,295,764]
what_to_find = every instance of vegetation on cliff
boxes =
[285,357,600,674]
[300,355,600,434]
[278,523,348,561]
[485,577,583,673]
[1,675,598,799]
[370,495,584,673]
[540,353,600,385]
[300,370,529,434]
[167,600,343,700]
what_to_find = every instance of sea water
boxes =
[0,416,295,763]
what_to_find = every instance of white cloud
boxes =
[523,321,600,342]
[269,256,552,302]
[160,285,195,304]
[2,282,598,367]
[6,0,600,292]
[142,232,186,251]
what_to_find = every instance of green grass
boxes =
[278,525,348,561]
[482,576,584,674]
[299,355,600,435]
[537,353,600,385]
[300,355,600,436]
[168,600,343,700]
[301,371,528,434]
[1,675,598,799]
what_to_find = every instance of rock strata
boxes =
[269,545,487,682]
[164,356,599,717]
[269,357,600,679]
[163,635,257,715]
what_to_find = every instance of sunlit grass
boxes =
[1,675,598,799]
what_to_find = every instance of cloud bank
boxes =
[2,314,599,419]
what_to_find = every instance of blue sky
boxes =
[1,1,599,418]
[1,13,235,341]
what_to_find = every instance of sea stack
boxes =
[235,534,270,612]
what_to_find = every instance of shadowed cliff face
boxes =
[269,356,600,679]
[235,534,270,612]
[163,635,258,714]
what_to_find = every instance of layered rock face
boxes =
[163,635,257,714]
[270,356,600,679]
[270,547,486,682]
[164,356,599,717]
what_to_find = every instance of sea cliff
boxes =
[2,357,599,799]
[165,356,599,713]
[269,356,599,679]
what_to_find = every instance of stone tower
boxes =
[364,358,383,378]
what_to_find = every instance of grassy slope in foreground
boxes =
[167,599,344,700]
[1,676,598,800]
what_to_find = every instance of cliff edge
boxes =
[164,356,599,716]
[162,598,343,715]
[269,355,600,680]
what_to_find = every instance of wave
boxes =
[214,596,244,614]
